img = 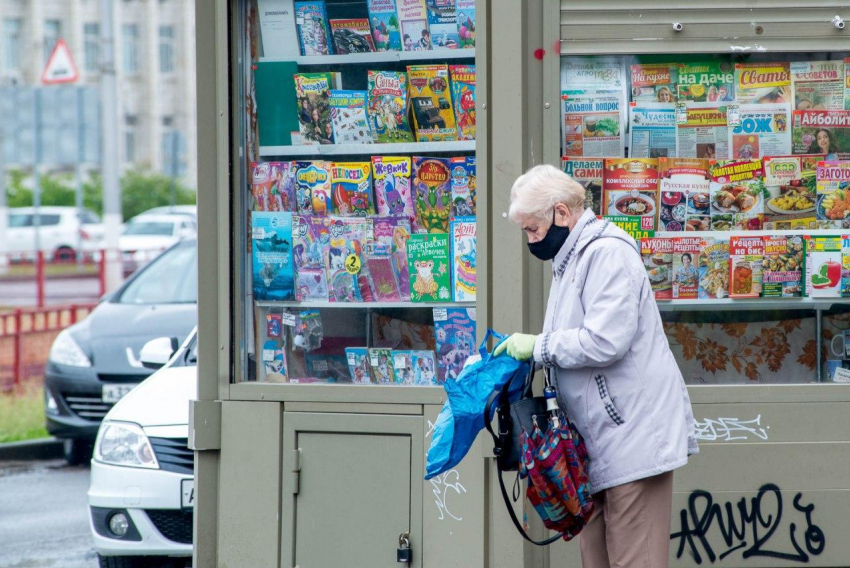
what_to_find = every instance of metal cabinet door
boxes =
[282,412,424,568]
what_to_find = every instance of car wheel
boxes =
[54,246,76,263]
[98,555,189,568]
[62,438,93,465]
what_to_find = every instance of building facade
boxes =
[0,0,197,187]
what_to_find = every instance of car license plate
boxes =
[102,384,138,403]
[181,479,195,509]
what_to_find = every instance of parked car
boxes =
[89,328,197,568]
[44,239,197,464]
[120,214,197,274]
[137,205,197,223]
[6,206,105,260]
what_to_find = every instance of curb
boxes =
[0,437,63,462]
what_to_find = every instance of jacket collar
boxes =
[552,209,598,279]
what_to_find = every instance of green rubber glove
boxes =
[493,333,538,361]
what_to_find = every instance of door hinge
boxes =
[292,448,301,494]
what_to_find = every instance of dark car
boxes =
[44,239,197,464]
[332,29,373,54]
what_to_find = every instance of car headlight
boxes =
[94,422,159,469]
[48,329,92,367]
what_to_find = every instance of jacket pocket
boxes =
[593,373,625,426]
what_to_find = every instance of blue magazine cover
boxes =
[295,1,334,56]
[426,0,459,49]
[368,0,402,52]
[433,307,476,382]
[252,211,295,301]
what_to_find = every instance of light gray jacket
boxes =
[532,210,698,494]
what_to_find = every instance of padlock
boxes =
[397,532,412,564]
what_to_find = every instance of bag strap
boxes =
[494,458,565,546]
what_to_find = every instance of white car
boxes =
[6,206,105,260]
[88,330,197,568]
[120,214,197,273]
[137,205,197,223]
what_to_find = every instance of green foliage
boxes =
[0,384,49,444]
[119,169,196,220]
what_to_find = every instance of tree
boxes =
[119,169,196,220]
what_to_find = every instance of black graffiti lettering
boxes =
[671,483,825,564]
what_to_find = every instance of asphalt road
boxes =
[0,277,101,307]
[0,460,97,568]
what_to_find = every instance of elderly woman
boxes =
[495,164,698,568]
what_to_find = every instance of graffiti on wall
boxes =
[694,416,769,442]
[426,420,467,521]
[671,484,825,564]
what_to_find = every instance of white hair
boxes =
[508,164,586,224]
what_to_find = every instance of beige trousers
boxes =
[578,471,674,568]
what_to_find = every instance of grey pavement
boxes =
[0,277,101,307]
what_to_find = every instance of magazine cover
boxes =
[252,161,296,212]
[295,1,334,56]
[628,102,676,158]
[396,0,431,51]
[843,235,850,297]
[602,216,654,240]
[791,61,844,111]
[728,104,792,159]
[372,216,412,300]
[367,70,414,143]
[734,62,791,104]
[762,155,819,229]
[392,350,415,384]
[601,158,660,233]
[629,63,677,103]
[792,110,850,159]
[365,242,402,301]
[677,62,735,102]
[368,0,402,51]
[294,73,335,144]
[251,211,295,301]
[450,216,476,301]
[368,348,395,384]
[412,350,438,385]
[292,215,330,301]
[413,156,452,233]
[325,218,372,302]
[729,236,764,298]
[640,237,673,301]
[762,235,804,298]
[658,157,710,232]
[672,236,702,299]
[293,161,332,215]
[807,236,843,298]
[698,238,730,300]
[345,347,372,385]
[329,18,375,54]
[450,156,476,217]
[262,339,287,381]
[708,159,766,231]
[426,0,458,49]
[407,64,457,142]
[455,0,474,48]
[328,90,373,144]
[407,233,451,302]
[330,162,373,216]
[562,157,603,215]
[373,156,415,221]
[449,64,475,140]
[562,89,626,158]
[674,102,729,160]
[433,307,476,382]
[816,160,850,227]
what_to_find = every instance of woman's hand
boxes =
[493,333,537,360]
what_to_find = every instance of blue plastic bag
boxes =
[425,330,532,480]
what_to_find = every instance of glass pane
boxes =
[123,221,175,236]
[118,242,198,304]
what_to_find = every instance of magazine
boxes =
[657,157,710,232]
[368,348,395,384]
[628,102,676,158]
[640,237,673,300]
[413,156,452,233]
[294,73,336,144]
[262,339,287,381]
[325,218,373,302]
[251,211,295,301]
[728,103,792,159]
[562,89,626,158]
[373,156,415,222]
[407,64,456,142]
[295,1,333,56]
[292,216,330,302]
[762,155,819,229]
[329,18,375,54]
[455,0,475,48]
[674,102,729,160]
[562,56,627,91]
[792,110,850,159]
[330,162,373,216]
[328,90,373,144]
[371,216,412,300]
[672,237,702,299]
[708,160,765,231]
[602,216,654,240]
[729,236,764,298]
[252,161,296,212]
[734,62,791,105]
[806,236,843,298]
[698,238,730,299]
[407,233,452,302]
[450,216,475,301]
[762,235,804,298]
[397,0,431,51]
[367,70,415,143]
[449,64,475,140]
[449,156,476,217]
[345,347,372,385]
[412,350,438,386]
[433,307,475,381]
[677,62,735,102]
[629,63,677,103]
[426,0,458,49]
[392,350,415,384]
[815,161,850,227]
[791,61,844,111]
[561,157,602,215]
[601,158,659,233]
[368,0,402,51]
[294,161,332,215]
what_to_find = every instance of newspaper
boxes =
[792,110,850,159]
[677,62,735,102]
[790,61,843,111]
[727,103,791,159]
[562,56,626,90]
[629,103,676,158]
[675,102,729,160]
[629,64,677,103]
[562,89,625,158]
[734,62,791,105]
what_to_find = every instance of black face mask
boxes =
[527,210,570,261]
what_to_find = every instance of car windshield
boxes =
[117,242,197,304]
[124,221,175,236]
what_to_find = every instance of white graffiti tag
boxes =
[427,420,467,521]
[694,416,769,442]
